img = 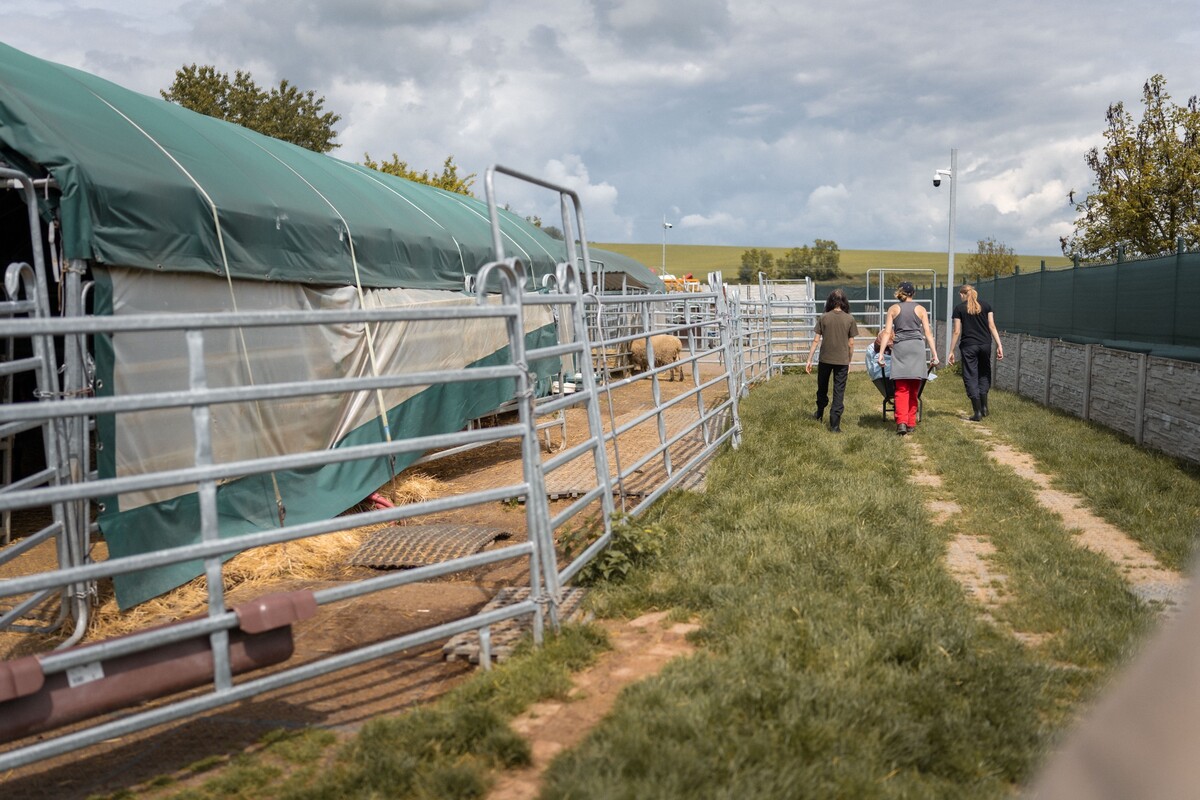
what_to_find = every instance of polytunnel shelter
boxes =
[586,247,664,294]
[0,42,584,607]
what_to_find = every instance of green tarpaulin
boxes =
[0,41,565,289]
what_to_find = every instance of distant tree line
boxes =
[737,239,842,283]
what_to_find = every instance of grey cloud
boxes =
[9,0,1200,254]
[589,0,732,51]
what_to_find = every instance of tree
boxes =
[762,240,841,281]
[1062,74,1200,260]
[964,237,1018,280]
[161,65,341,153]
[739,248,775,282]
[810,239,841,281]
[362,154,476,196]
[779,246,811,279]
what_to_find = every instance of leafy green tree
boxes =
[779,246,811,279]
[1062,74,1200,260]
[739,248,775,282]
[161,65,341,153]
[774,240,841,280]
[964,237,1018,280]
[362,154,476,196]
[810,239,841,280]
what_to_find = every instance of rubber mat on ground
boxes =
[443,586,589,664]
[348,524,511,569]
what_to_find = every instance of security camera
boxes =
[932,172,942,188]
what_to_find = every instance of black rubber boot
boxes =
[813,410,824,421]
[968,397,983,421]
[981,392,989,417]
[829,413,841,433]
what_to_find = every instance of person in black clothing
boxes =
[805,289,859,433]
[947,283,1004,421]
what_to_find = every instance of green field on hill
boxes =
[592,242,1071,284]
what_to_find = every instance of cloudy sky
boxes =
[4,0,1199,256]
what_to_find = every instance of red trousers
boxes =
[894,379,921,427]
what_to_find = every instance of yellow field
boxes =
[592,242,1071,283]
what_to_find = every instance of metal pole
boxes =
[945,147,957,359]
[661,216,670,276]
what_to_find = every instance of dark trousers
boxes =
[815,362,848,425]
[960,343,992,400]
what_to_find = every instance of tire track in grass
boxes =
[906,441,1051,646]
[970,425,1189,617]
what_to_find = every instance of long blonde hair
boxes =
[961,284,981,315]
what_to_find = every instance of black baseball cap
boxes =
[897,281,915,295]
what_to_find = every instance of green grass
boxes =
[969,390,1200,571]
[592,243,1071,283]
[129,626,609,800]
[535,372,1198,798]
[106,370,1200,799]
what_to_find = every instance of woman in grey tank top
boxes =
[876,281,939,435]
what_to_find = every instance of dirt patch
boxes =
[979,438,1185,594]
[907,441,1049,645]
[917,419,1188,652]
[487,611,699,800]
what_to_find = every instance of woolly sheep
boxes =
[630,334,684,381]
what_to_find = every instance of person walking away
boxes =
[876,281,939,435]
[947,283,1004,421]
[805,289,859,433]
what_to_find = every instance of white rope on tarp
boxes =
[86,93,291,523]
[238,140,397,471]
[334,161,473,283]
[448,192,547,275]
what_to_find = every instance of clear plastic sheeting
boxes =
[97,267,552,512]
[92,266,557,608]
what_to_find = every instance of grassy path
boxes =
[97,369,1200,799]
[536,370,1200,798]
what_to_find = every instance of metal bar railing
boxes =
[2,164,751,773]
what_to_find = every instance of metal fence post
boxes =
[712,275,743,449]
[1135,352,1148,446]
[186,329,232,692]
[1013,333,1023,396]
[1044,338,1053,407]
[1082,343,1095,421]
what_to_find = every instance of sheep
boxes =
[630,333,684,381]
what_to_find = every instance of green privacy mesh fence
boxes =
[816,247,1200,362]
[975,249,1200,361]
